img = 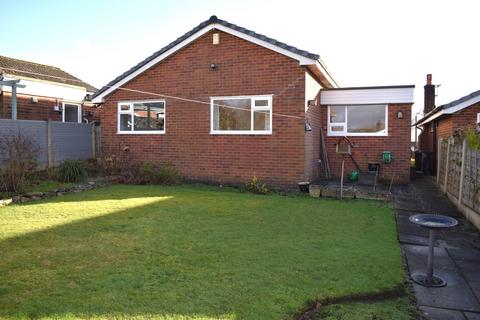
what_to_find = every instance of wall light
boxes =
[397,111,404,119]
[210,63,217,69]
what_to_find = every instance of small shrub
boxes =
[0,132,39,193]
[138,162,179,185]
[466,128,480,150]
[58,160,87,182]
[246,175,268,194]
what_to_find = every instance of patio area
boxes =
[393,176,480,320]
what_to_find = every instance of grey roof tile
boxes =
[92,15,319,99]
[0,55,96,92]
[415,89,480,125]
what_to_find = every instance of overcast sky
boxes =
[1,0,479,117]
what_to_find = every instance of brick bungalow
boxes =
[416,74,480,175]
[92,16,414,188]
[0,55,98,123]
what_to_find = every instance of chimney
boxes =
[424,74,435,114]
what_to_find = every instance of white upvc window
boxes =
[117,100,165,134]
[62,102,82,123]
[327,104,388,136]
[210,95,272,135]
[477,113,480,125]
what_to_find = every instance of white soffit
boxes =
[2,75,87,102]
[320,86,414,105]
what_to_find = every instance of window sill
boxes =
[117,131,165,135]
[327,132,388,137]
[210,130,272,135]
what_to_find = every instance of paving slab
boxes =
[420,306,468,320]
[465,312,480,320]
[393,177,480,319]
[448,248,480,302]
[403,244,480,313]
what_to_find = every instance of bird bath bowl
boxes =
[409,214,458,287]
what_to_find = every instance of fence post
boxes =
[458,138,467,206]
[91,121,96,159]
[443,138,452,193]
[437,138,442,185]
[47,120,53,168]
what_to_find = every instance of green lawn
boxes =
[0,184,412,319]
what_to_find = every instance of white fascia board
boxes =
[320,87,414,105]
[93,23,317,103]
[212,24,317,66]
[416,110,444,127]
[2,75,86,102]
[443,95,480,114]
[315,60,338,88]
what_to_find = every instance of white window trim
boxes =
[327,104,388,137]
[117,100,166,134]
[210,95,273,135]
[477,113,480,124]
[62,102,82,123]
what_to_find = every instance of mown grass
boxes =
[0,184,409,319]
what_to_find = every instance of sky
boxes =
[1,0,479,118]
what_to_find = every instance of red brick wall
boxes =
[437,117,453,139]
[0,92,99,122]
[320,103,412,184]
[419,122,434,152]
[452,102,480,132]
[101,30,309,189]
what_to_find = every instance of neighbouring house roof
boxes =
[92,15,337,103]
[0,55,96,92]
[415,89,480,126]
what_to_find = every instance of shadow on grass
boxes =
[15,184,245,206]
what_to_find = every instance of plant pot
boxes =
[298,182,310,193]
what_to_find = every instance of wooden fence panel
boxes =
[462,147,480,211]
[0,119,99,168]
[437,136,480,230]
[447,142,462,198]
[438,139,448,187]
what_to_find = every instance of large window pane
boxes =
[133,102,165,131]
[330,105,345,123]
[120,113,132,131]
[254,110,270,131]
[347,105,385,133]
[64,104,79,123]
[213,99,251,131]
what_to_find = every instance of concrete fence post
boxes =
[458,139,467,207]
[91,121,96,159]
[443,138,452,193]
[47,120,53,168]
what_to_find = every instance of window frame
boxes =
[477,113,480,125]
[62,102,82,123]
[327,104,388,137]
[210,95,273,135]
[117,100,166,134]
